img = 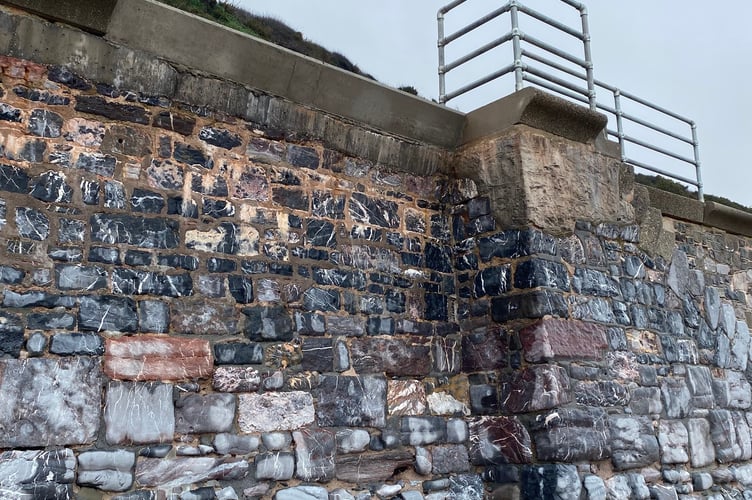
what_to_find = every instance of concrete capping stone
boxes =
[703,201,752,237]
[462,87,609,146]
[644,185,752,237]
[0,0,117,34]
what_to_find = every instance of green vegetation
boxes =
[635,173,752,214]
[156,0,374,80]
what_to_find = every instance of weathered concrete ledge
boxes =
[2,0,117,34]
[644,185,752,237]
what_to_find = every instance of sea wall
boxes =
[1,1,752,499]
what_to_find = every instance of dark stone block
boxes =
[0,164,29,193]
[15,207,49,240]
[191,173,228,197]
[58,219,85,243]
[521,465,581,500]
[112,269,192,297]
[104,181,126,208]
[425,292,448,321]
[483,465,521,484]
[469,416,533,464]
[20,139,47,162]
[28,171,71,203]
[50,333,104,355]
[425,242,452,273]
[0,103,21,122]
[79,295,137,332]
[102,124,152,156]
[470,384,500,414]
[463,327,507,371]
[47,246,81,262]
[207,257,236,273]
[243,305,293,341]
[349,192,399,228]
[474,265,511,297]
[157,254,198,271]
[273,187,308,210]
[312,191,345,219]
[77,153,117,177]
[467,197,491,218]
[502,365,572,412]
[138,300,170,333]
[55,265,107,291]
[125,250,152,266]
[312,267,365,289]
[76,96,149,124]
[81,179,100,206]
[301,337,333,372]
[91,214,179,249]
[202,198,235,218]
[269,263,293,276]
[167,197,199,218]
[214,342,264,364]
[351,337,431,376]
[174,143,211,168]
[491,291,568,322]
[151,111,195,135]
[401,416,447,446]
[385,289,406,313]
[199,127,241,149]
[130,189,165,213]
[305,219,336,247]
[315,375,386,427]
[228,275,254,304]
[28,109,63,137]
[3,291,75,309]
[286,145,319,169]
[479,229,557,262]
[0,265,24,284]
[573,267,621,297]
[303,287,340,312]
[532,407,611,462]
[48,65,91,90]
[514,258,570,291]
[0,311,24,356]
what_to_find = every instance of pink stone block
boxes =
[520,318,608,362]
[105,335,212,381]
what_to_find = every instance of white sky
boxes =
[237,1,752,207]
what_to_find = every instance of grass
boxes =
[155,0,375,80]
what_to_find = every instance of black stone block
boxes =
[214,342,264,364]
[207,257,236,273]
[514,259,570,291]
[303,287,340,312]
[199,126,241,149]
[228,275,254,304]
[174,143,212,168]
[125,250,152,266]
[0,103,21,122]
[28,109,63,137]
[0,265,24,284]
[479,229,557,262]
[79,295,137,332]
[91,214,179,249]
[301,337,333,372]
[130,188,165,213]
[112,269,192,297]
[20,139,46,162]
[50,333,103,355]
[138,300,170,333]
[312,191,345,219]
[425,292,448,321]
[349,192,399,228]
[425,242,452,273]
[151,111,195,135]
[0,311,24,356]
[77,153,117,177]
[0,164,30,193]
[157,254,199,270]
[167,197,199,218]
[81,179,100,205]
[474,265,511,297]
[75,96,149,124]
[243,306,294,341]
[306,219,336,247]
[48,66,91,90]
[191,173,228,197]
[286,145,319,169]
[491,291,568,322]
[273,187,309,210]
[201,198,235,218]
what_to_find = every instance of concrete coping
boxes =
[0,0,611,151]
[644,186,752,237]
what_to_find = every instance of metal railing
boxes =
[438,0,703,201]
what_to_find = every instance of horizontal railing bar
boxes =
[521,49,588,82]
[596,102,618,115]
[522,34,589,68]
[623,135,696,165]
[441,4,512,46]
[619,111,694,145]
[443,33,514,73]
[439,0,470,16]
[626,158,700,187]
[523,74,589,103]
[560,0,586,11]
[524,66,590,96]
[605,128,619,137]
[601,85,694,124]
[444,64,516,102]
[517,3,584,40]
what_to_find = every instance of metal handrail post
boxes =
[438,10,447,104]
[613,89,626,161]
[691,123,704,201]
[509,0,523,91]
[578,4,596,110]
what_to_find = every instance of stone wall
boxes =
[2,2,752,500]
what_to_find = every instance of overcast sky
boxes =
[237,1,752,207]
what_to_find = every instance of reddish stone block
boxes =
[519,318,608,363]
[468,416,533,464]
[502,365,572,413]
[105,335,212,381]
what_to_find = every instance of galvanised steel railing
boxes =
[438,0,704,201]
